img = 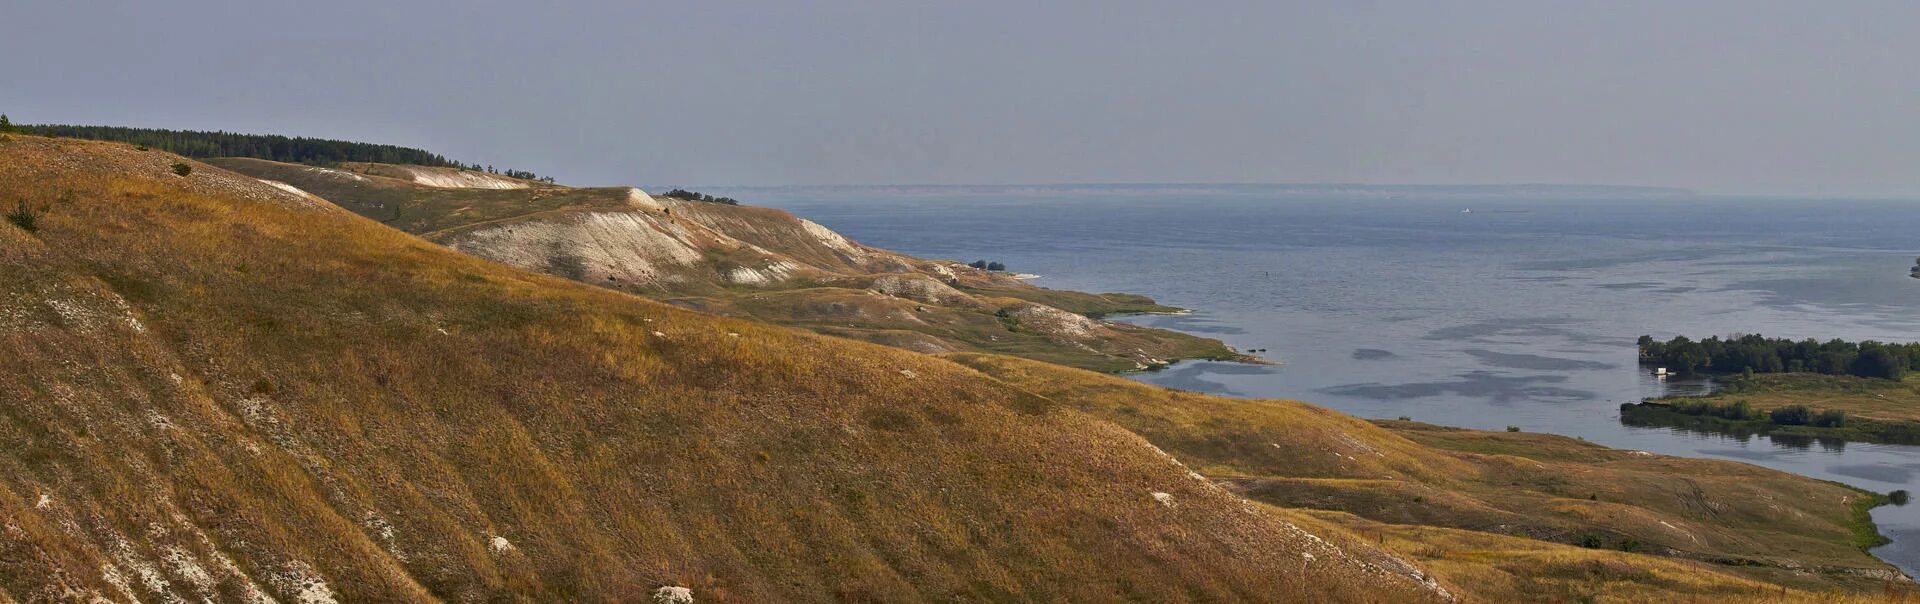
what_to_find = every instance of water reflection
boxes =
[1322,371,1594,403]
[1630,420,1850,453]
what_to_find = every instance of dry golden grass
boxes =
[944,352,1915,595]
[1296,509,1909,603]
[679,287,1231,372]
[0,136,1454,601]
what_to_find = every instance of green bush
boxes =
[1506,425,1520,432]
[1770,405,1813,426]
[5,201,36,232]
[172,162,193,176]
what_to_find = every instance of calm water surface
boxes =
[745,186,1920,575]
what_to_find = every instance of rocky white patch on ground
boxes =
[444,212,706,283]
[302,166,367,182]
[1006,303,1106,341]
[257,179,329,205]
[724,260,801,286]
[869,275,972,305]
[624,187,665,211]
[797,218,871,262]
[653,585,694,603]
[395,167,530,189]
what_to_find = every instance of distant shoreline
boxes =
[709,182,1698,201]
[1098,307,1281,367]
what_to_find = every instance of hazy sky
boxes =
[5,1,1917,195]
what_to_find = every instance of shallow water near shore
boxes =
[749,185,1920,576]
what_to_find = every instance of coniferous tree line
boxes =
[1638,334,1920,379]
[16,123,555,183]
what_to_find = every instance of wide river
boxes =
[745,184,1920,575]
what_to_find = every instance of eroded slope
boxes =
[209,156,1237,371]
[1,136,1444,601]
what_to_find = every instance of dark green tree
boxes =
[1639,333,1919,380]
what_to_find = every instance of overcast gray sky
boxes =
[4,1,1917,195]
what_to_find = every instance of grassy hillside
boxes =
[944,353,1913,595]
[7,135,1910,601]
[0,135,1452,601]
[209,156,1240,372]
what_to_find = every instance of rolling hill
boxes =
[206,157,1240,373]
[0,134,1908,601]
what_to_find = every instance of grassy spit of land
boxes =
[1625,373,1920,445]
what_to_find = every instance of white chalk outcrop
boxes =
[724,260,803,286]
[392,166,530,189]
[869,275,972,306]
[301,165,367,182]
[257,179,329,205]
[1006,303,1106,341]
[797,218,871,263]
[444,212,709,284]
[625,187,665,211]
